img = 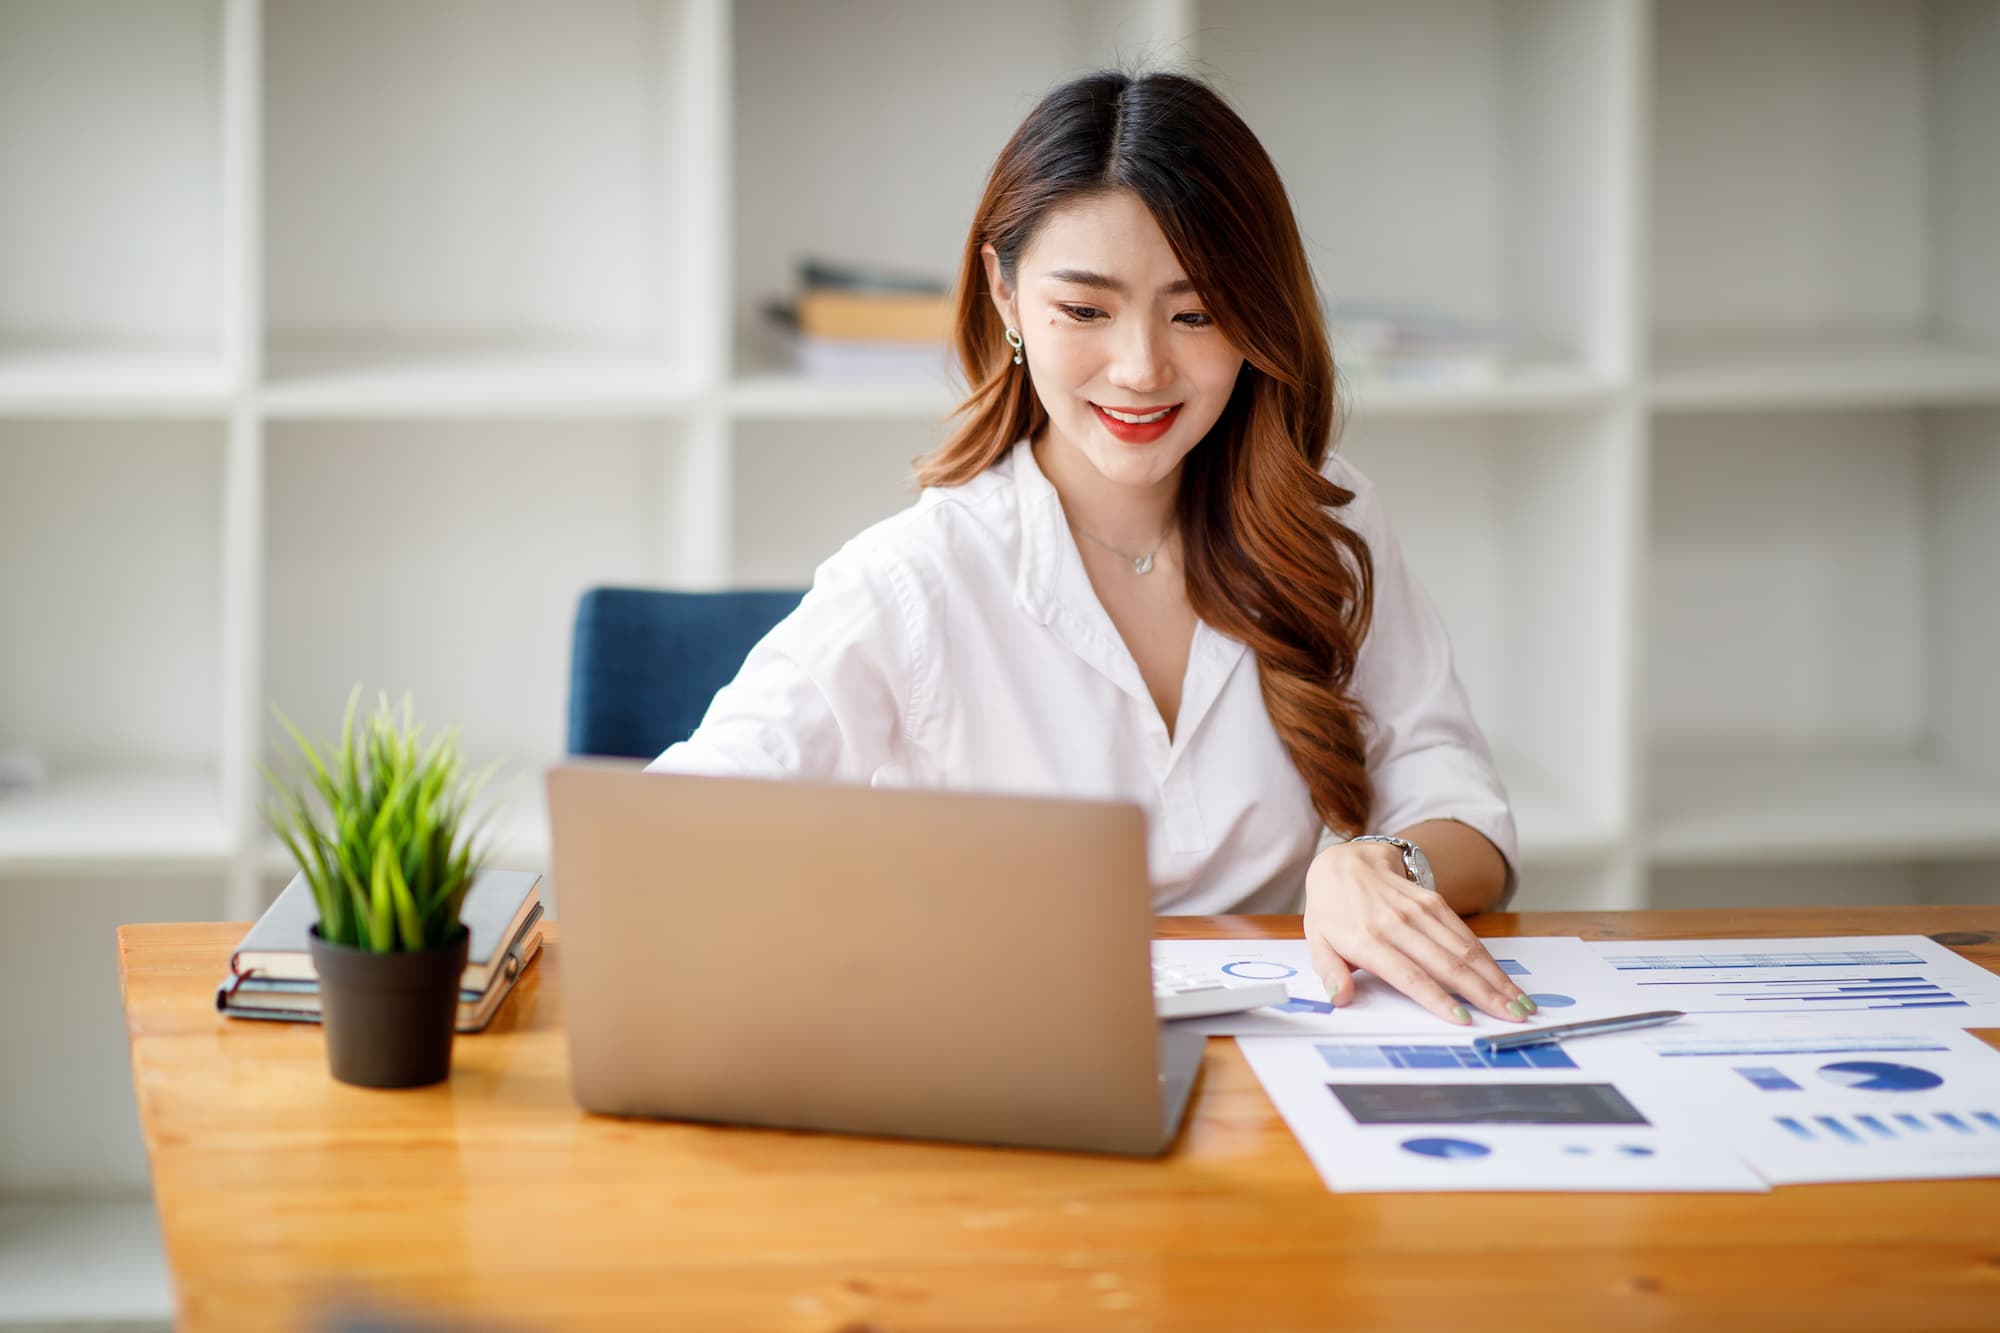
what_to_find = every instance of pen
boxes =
[1471,1009,1685,1057]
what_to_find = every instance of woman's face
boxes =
[985,189,1246,496]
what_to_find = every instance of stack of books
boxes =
[216,868,544,1033]
[762,257,955,382]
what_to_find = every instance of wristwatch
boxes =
[1348,835,1437,892]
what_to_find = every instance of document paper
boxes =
[1154,937,1647,1036]
[1582,935,2000,1025]
[1587,1015,2000,1185]
[1237,1033,1766,1193]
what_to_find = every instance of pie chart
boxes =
[1401,1137,1491,1160]
[1222,960,1298,981]
[1817,1060,1944,1093]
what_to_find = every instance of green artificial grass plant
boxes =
[262,687,500,953]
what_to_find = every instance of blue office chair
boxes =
[566,586,805,759]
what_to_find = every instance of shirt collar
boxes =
[1009,437,1068,627]
[1008,438,1251,764]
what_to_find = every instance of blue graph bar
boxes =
[1613,951,1924,971]
[1894,1113,1930,1133]
[1937,1113,1974,1135]
[1496,959,1529,977]
[1854,1114,1897,1139]
[1776,1116,1814,1141]
[1736,1066,1803,1091]
[1816,1116,1863,1144]
[1976,1112,2000,1133]
[1659,1041,1950,1057]
[1315,1042,1577,1072]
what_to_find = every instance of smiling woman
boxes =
[651,70,1528,1028]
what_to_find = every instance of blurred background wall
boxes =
[1,0,1996,1324]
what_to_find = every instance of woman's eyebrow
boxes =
[1044,268,1197,297]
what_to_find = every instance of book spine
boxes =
[796,290,951,343]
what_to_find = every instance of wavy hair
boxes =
[917,70,1376,835]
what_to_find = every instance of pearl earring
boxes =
[1004,326,1024,366]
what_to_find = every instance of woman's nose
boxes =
[1107,323,1173,395]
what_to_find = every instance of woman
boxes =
[651,70,1531,1026]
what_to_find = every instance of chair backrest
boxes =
[566,587,806,759]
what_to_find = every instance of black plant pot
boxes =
[309,925,469,1089]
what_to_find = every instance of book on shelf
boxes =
[762,256,956,383]
[217,912,545,1034]
[796,289,952,343]
[229,867,541,984]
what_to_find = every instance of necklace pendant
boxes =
[1133,554,1154,575]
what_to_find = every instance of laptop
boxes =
[545,761,1205,1156]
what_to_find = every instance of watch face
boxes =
[1405,843,1437,891]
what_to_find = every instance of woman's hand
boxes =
[1302,839,1535,1025]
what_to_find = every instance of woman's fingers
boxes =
[1398,890,1534,1021]
[1308,933,1354,1006]
[1347,940,1473,1025]
[1392,901,1532,1022]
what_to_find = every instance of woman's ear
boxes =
[980,243,1016,329]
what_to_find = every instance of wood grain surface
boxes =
[118,907,2000,1332]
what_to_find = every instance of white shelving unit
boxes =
[2,0,1997,1321]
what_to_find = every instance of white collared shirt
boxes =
[649,439,1517,913]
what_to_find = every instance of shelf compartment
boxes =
[1649,1,2000,405]
[1650,332,2000,412]
[1499,752,1619,866]
[730,417,941,585]
[0,770,228,874]
[730,0,1185,374]
[1,875,223,1196]
[0,1198,172,1325]
[262,420,669,838]
[1649,744,2000,866]
[260,337,702,419]
[1647,406,2000,863]
[0,1,225,389]
[264,0,698,385]
[1338,409,1637,853]
[0,422,226,872]
[1198,0,1638,380]
[1648,855,2000,911]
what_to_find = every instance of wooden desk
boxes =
[120,908,2000,1332]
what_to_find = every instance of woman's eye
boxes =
[1056,304,1104,323]
[1176,312,1214,328]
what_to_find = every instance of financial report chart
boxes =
[1316,1042,1578,1071]
[1654,1033,1953,1058]
[1775,1112,2000,1143]
[1609,951,1929,970]
[1609,950,1974,1013]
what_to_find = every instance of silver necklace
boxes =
[1068,518,1173,575]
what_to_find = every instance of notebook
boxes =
[217,914,545,1033]
[230,867,542,985]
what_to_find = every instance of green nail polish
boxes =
[1451,1004,1471,1024]
[1523,995,1539,1014]
[1507,998,1527,1018]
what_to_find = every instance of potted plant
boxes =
[262,688,499,1089]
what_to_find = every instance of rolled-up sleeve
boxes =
[1335,459,1520,906]
[646,534,929,784]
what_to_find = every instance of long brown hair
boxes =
[917,70,1376,836]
